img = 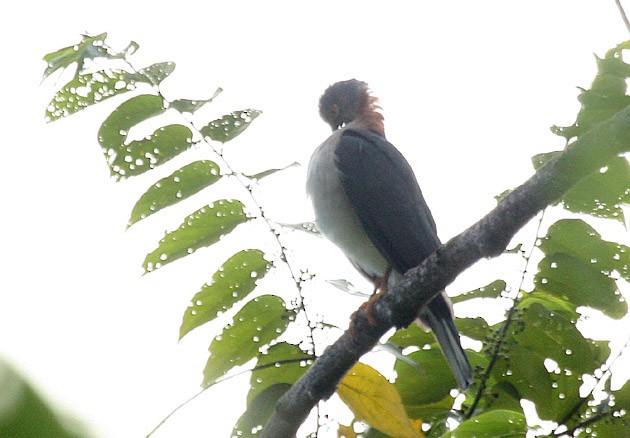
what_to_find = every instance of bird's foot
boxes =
[348,267,392,338]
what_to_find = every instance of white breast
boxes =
[306,129,389,279]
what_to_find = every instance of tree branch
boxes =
[260,106,630,438]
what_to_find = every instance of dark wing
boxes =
[334,128,440,273]
[336,129,474,390]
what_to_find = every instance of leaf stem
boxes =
[145,357,315,438]
[465,211,546,418]
[615,0,630,35]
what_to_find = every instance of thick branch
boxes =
[260,107,630,438]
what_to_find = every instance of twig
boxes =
[615,0,630,35]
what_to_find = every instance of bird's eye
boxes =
[331,104,340,118]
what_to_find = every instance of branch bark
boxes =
[260,106,630,438]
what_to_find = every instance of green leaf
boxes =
[338,362,422,438]
[244,162,301,180]
[518,291,579,321]
[534,253,627,319]
[232,384,291,438]
[551,366,584,423]
[326,279,365,296]
[573,377,628,434]
[202,295,290,387]
[247,342,312,404]
[45,70,137,122]
[614,379,630,410]
[515,302,603,374]
[539,219,630,282]
[111,124,193,179]
[441,410,526,438]
[531,151,560,171]
[456,317,490,341]
[551,41,630,142]
[179,249,272,339]
[394,348,457,409]
[98,94,193,180]
[134,61,175,85]
[490,331,584,421]
[232,343,312,437]
[451,280,506,304]
[42,33,108,79]
[491,346,554,418]
[200,109,261,143]
[99,94,165,147]
[278,221,320,236]
[143,200,248,273]
[575,412,630,438]
[128,160,221,226]
[560,156,630,222]
[0,359,88,438]
[389,323,435,349]
[169,87,223,114]
[483,382,524,415]
[505,243,523,254]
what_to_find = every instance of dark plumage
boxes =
[307,80,473,389]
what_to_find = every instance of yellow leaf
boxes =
[338,423,357,438]
[337,363,424,438]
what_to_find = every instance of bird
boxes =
[306,79,473,390]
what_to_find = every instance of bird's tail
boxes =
[420,297,474,390]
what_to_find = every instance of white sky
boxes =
[1,1,630,437]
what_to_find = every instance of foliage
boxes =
[0,359,90,438]
[43,34,630,437]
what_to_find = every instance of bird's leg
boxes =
[350,265,393,334]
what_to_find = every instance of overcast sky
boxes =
[1,1,629,437]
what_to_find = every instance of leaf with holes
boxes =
[338,362,422,438]
[551,41,630,142]
[490,347,555,419]
[389,323,434,349]
[247,342,312,404]
[98,94,193,180]
[134,61,176,85]
[442,410,526,438]
[46,70,137,122]
[109,124,193,179]
[99,94,165,147]
[128,160,221,226]
[42,32,108,79]
[539,219,630,282]
[143,200,248,273]
[451,280,506,304]
[534,253,627,319]
[561,156,630,223]
[514,302,604,374]
[394,348,456,410]
[456,317,490,341]
[533,153,630,223]
[202,295,290,387]
[169,88,223,114]
[200,109,261,143]
[179,249,272,339]
[232,384,291,438]
[244,162,301,180]
[233,343,313,437]
[278,221,320,236]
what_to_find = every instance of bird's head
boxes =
[319,79,382,132]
